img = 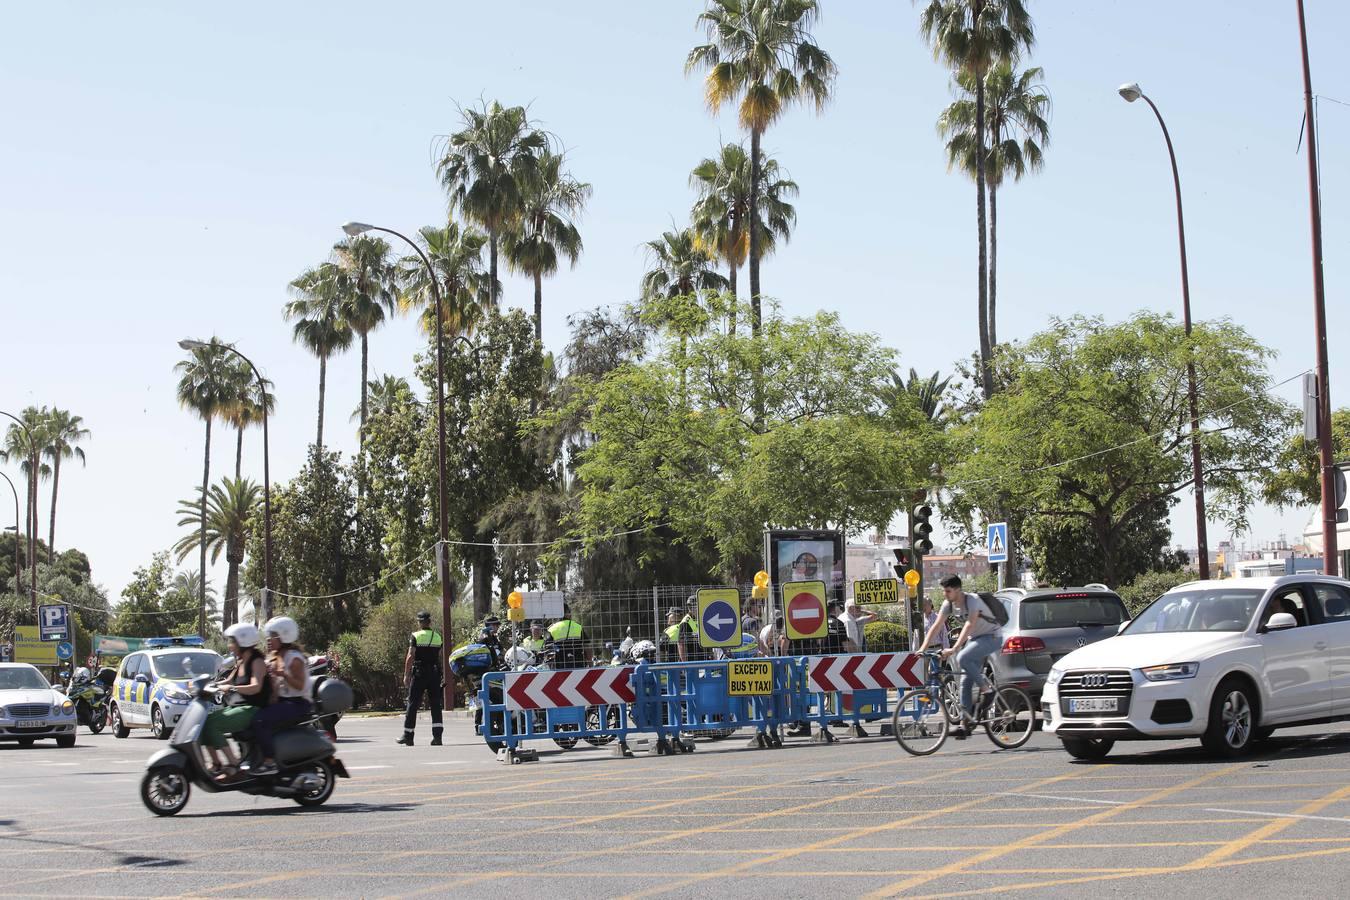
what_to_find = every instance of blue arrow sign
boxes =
[56,641,73,661]
[702,600,737,644]
[987,522,1009,564]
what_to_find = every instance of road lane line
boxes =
[1180,781,1350,869]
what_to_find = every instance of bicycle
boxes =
[893,651,1035,756]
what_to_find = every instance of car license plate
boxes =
[1069,698,1118,714]
[14,720,48,729]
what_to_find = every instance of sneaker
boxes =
[429,733,442,746]
[951,726,969,741]
[249,761,279,776]
[852,724,869,738]
[396,733,414,746]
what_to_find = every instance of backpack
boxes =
[976,592,1010,627]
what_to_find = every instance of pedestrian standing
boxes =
[397,611,444,747]
[840,599,878,652]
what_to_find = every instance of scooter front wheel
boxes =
[141,767,191,816]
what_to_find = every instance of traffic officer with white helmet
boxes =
[397,611,444,747]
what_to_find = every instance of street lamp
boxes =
[342,221,458,707]
[1118,82,1211,580]
[178,339,274,623]
[0,409,39,612]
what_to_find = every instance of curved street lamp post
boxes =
[1118,83,1210,580]
[178,340,274,626]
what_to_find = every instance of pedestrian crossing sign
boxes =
[987,522,1009,564]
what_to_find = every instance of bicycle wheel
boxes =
[939,673,964,726]
[892,689,949,756]
[984,686,1035,749]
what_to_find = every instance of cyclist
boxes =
[917,575,999,739]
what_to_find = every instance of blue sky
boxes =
[3,1,1347,600]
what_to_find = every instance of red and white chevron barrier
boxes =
[504,667,635,710]
[807,652,923,693]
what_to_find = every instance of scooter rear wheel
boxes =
[141,767,191,816]
[293,760,335,807]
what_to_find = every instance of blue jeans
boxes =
[251,697,311,759]
[955,634,1000,717]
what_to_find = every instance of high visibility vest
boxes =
[413,629,444,648]
[411,629,444,671]
[548,620,582,641]
[663,623,683,644]
[522,636,549,654]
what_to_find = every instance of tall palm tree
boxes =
[641,228,728,397]
[40,408,89,563]
[687,0,836,337]
[173,477,260,628]
[918,0,1034,398]
[503,150,591,343]
[353,375,416,425]
[333,235,398,447]
[689,143,798,334]
[220,365,275,481]
[882,368,953,427]
[167,570,217,629]
[1,407,50,577]
[285,262,355,449]
[396,223,496,337]
[175,338,236,635]
[436,100,549,302]
[939,61,1049,348]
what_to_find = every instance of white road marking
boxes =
[1009,792,1125,806]
[1205,807,1350,825]
[421,760,465,766]
[347,765,391,771]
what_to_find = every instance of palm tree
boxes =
[641,228,728,397]
[939,61,1049,348]
[333,235,398,446]
[689,143,798,334]
[353,375,416,424]
[687,0,836,338]
[285,262,355,449]
[436,100,549,301]
[175,338,236,635]
[173,477,260,628]
[40,408,89,563]
[883,368,953,428]
[396,223,495,337]
[220,365,275,481]
[918,0,1034,399]
[503,150,591,343]
[1,407,50,580]
[167,570,218,630]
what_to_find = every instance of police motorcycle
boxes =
[499,640,587,751]
[451,641,507,754]
[66,666,115,734]
[138,671,353,817]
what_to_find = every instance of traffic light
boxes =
[912,504,934,555]
[892,548,912,577]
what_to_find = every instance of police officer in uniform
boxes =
[397,611,444,747]
[521,620,553,661]
[548,604,584,669]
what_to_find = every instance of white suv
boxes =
[1042,575,1350,760]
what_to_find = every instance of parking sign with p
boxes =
[39,604,70,642]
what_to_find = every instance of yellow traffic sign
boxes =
[784,581,828,640]
[728,660,772,695]
[697,588,742,649]
[14,626,56,665]
[853,578,900,604]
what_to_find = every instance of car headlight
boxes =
[59,699,75,715]
[1046,667,1064,686]
[1141,662,1200,681]
[164,688,191,703]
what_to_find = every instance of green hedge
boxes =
[1118,569,1194,617]
[863,620,909,653]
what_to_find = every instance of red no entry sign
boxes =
[785,580,827,640]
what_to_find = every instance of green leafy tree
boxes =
[687,0,836,337]
[939,61,1050,348]
[689,143,798,334]
[111,552,200,638]
[357,376,435,581]
[334,235,398,447]
[946,313,1293,586]
[436,100,549,301]
[1119,568,1195,617]
[285,262,355,449]
[503,150,591,343]
[918,0,1034,398]
[640,229,728,398]
[175,338,236,635]
[1021,498,1187,588]
[396,222,496,337]
[1262,408,1350,509]
[40,408,89,563]
[173,477,261,628]
[2,406,50,582]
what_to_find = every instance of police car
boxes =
[108,637,222,740]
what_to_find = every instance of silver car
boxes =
[987,586,1130,704]
[0,662,78,747]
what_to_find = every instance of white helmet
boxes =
[630,639,658,662]
[263,616,300,644]
[224,622,260,648]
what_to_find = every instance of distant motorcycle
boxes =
[67,667,115,734]
[307,654,343,740]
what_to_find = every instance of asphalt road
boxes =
[4,712,1350,898]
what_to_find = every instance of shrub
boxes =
[863,620,908,653]
[1119,569,1194,617]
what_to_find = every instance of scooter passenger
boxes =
[203,623,271,781]
[243,616,312,777]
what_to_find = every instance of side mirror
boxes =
[1263,612,1297,632]
[135,673,150,684]
[1117,620,1131,635]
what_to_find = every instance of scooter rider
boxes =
[397,611,445,747]
[244,616,312,776]
[203,622,270,781]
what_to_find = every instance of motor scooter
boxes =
[139,674,352,816]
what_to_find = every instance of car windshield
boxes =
[1020,595,1127,629]
[0,667,50,690]
[150,652,221,681]
[1125,588,1265,634]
